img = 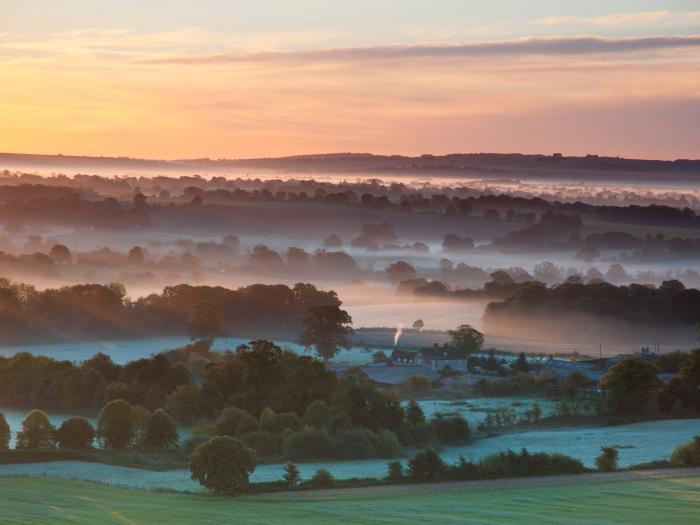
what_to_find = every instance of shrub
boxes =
[55,417,94,449]
[595,446,619,472]
[386,460,404,482]
[16,410,55,449]
[0,412,9,450]
[671,436,700,466]
[97,399,135,449]
[283,428,338,460]
[141,409,179,448]
[407,448,448,482]
[430,413,470,444]
[399,375,433,395]
[189,436,257,494]
[479,448,585,478]
[283,461,301,488]
[310,468,334,488]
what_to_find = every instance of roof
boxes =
[421,348,466,361]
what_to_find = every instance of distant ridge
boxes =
[1,151,698,179]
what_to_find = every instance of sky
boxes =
[0,1,698,160]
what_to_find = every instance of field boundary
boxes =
[246,467,700,500]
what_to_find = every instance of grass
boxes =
[1,473,699,524]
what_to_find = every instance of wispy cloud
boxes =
[532,10,700,27]
[140,35,700,65]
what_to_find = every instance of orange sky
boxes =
[1,3,699,160]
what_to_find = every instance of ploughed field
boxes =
[1,471,698,524]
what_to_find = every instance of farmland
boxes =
[0,470,698,524]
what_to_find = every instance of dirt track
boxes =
[247,467,700,501]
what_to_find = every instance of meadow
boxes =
[0,471,698,524]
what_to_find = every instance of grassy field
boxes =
[1,471,699,524]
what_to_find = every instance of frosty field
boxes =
[2,419,699,492]
[0,472,698,524]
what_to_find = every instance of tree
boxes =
[55,417,94,449]
[303,400,331,429]
[513,352,529,374]
[283,461,301,488]
[189,436,257,494]
[387,460,404,482]
[448,324,484,356]
[0,412,10,449]
[97,399,135,448]
[671,436,700,466]
[49,244,71,264]
[299,305,353,363]
[600,357,661,415]
[166,384,201,425]
[16,410,55,449]
[412,319,425,331]
[214,407,258,437]
[406,400,425,426]
[128,246,146,265]
[188,301,223,340]
[386,261,416,283]
[142,409,179,448]
[407,447,447,482]
[595,446,618,472]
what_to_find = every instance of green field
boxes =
[1,474,699,525]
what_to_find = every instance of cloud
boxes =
[532,10,700,27]
[140,35,700,65]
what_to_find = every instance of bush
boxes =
[595,446,618,472]
[310,468,334,488]
[407,448,448,482]
[55,417,94,449]
[399,375,433,395]
[386,460,404,482]
[189,436,257,494]
[479,448,585,478]
[671,436,700,466]
[97,399,135,449]
[430,413,470,445]
[283,428,338,460]
[16,410,55,450]
[240,431,278,457]
[141,409,179,448]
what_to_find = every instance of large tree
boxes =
[97,399,135,448]
[299,305,353,363]
[600,357,661,415]
[141,409,179,448]
[16,410,55,449]
[0,412,10,449]
[448,324,484,356]
[189,436,257,494]
[55,417,95,449]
